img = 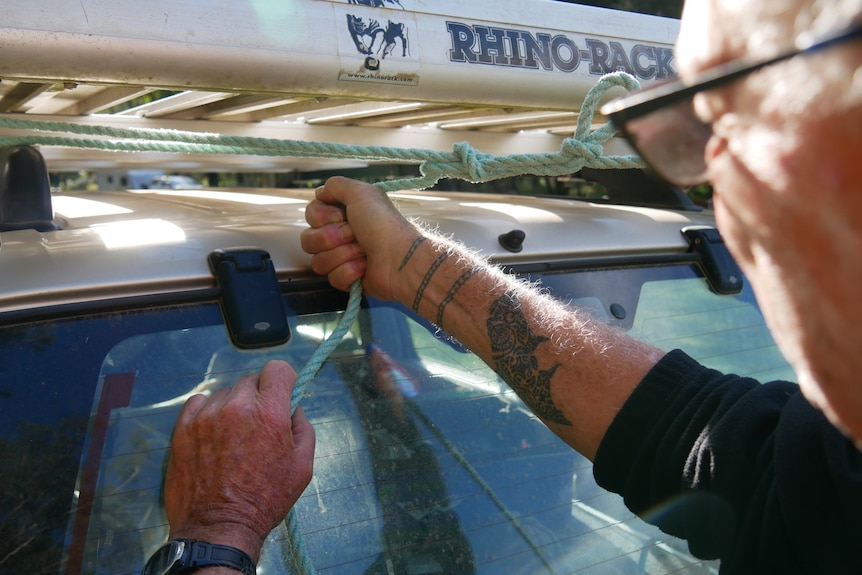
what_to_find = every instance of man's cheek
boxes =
[711,187,756,277]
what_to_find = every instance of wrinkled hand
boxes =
[300,176,421,301]
[165,360,315,562]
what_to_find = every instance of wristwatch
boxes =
[141,539,256,575]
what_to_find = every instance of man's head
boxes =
[675,0,862,444]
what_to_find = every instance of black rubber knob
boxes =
[498,229,526,253]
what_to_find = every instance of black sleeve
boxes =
[592,349,862,574]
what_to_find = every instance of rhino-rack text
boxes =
[446,21,675,80]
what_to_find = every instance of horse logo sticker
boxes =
[347,16,409,62]
[347,0,405,7]
[336,0,419,85]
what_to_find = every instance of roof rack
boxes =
[0,0,679,172]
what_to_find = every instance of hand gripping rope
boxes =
[1,72,644,574]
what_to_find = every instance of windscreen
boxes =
[0,262,793,574]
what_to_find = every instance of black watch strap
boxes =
[178,539,256,575]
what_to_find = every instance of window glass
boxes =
[0,304,223,575]
[533,264,796,382]
[1,262,791,575]
[630,277,795,382]
[75,292,728,574]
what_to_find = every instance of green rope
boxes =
[0,72,643,192]
[282,280,363,575]
[291,280,365,406]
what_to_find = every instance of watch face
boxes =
[143,540,186,575]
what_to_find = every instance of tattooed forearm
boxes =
[487,292,570,426]
[413,253,449,312]
[398,236,427,271]
[436,267,479,328]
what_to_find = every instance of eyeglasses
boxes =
[600,21,862,187]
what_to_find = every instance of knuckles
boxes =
[304,199,346,227]
[300,222,355,255]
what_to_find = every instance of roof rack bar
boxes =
[0,82,52,113]
[56,86,152,115]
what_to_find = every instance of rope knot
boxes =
[453,141,489,182]
[560,138,604,161]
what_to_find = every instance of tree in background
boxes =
[556,0,683,18]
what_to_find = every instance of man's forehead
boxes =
[675,0,732,76]
[675,0,852,77]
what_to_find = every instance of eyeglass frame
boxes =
[600,20,862,185]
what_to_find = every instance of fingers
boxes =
[304,197,348,229]
[320,257,368,292]
[290,406,316,481]
[256,359,297,404]
[301,208,367,292]
[309,242,366,281]
[303,176,413,301]
[301,195,363,281]
[303,176,384,230]
[300,212,357,255]
[177,387,232,425]
[309,177,398,236]
[176,393,209,427]
[165,360,317,561]
[314,175,380,208]
[191,362,296,426]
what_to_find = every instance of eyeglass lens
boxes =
[623,97,714,187]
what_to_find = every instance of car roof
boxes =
[0,186,714,315]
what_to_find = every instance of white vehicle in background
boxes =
[0,2,780,574]
[149,175,204,190]
[95,170,165,190]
